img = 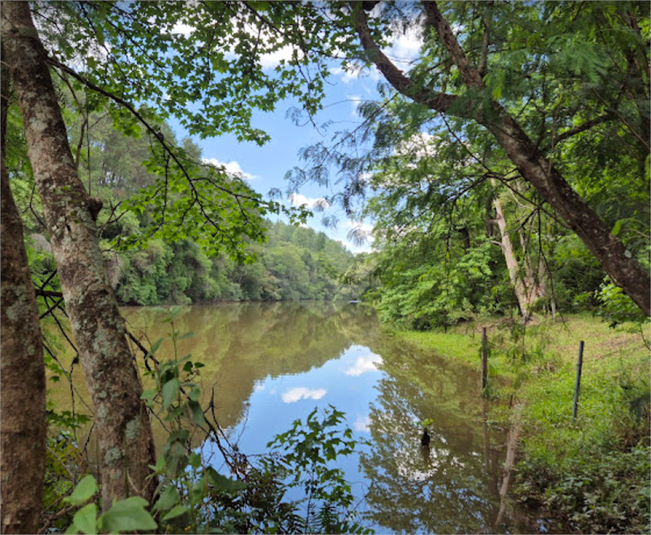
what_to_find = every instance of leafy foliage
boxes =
[64,475,157,534]
[112,220,355,305]
[265,406,371,533]
[516,446,650,534]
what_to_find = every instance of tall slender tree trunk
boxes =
[492,196,548,320]
[0,49,47,535]
[493,198,533,320]
[1,2,156,508]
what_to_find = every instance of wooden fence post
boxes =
[481,327,488,396]
[572,341,585,420]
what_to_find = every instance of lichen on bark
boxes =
[2,1,157,509]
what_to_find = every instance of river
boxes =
[49,301,535,533]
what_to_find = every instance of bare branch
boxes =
[351,3,462,116]
[422,1,484,88]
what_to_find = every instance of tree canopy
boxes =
[286,0,650,319]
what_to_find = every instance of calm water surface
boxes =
[55,302,533,533]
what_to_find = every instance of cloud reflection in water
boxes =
[281,387,327,403]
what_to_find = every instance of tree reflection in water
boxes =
[359,341,511,534]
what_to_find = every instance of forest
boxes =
[1,1,649,534]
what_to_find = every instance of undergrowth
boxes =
[393,314,650,534]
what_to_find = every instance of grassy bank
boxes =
[394,315,650,534]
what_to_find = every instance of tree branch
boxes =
[553,112,617,145]
[351,3,462,116]
[422,1,484,88]
[477,2,493,78]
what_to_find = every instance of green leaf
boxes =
[141,389,156,403]
[64,475,98,506]
[177,331,194,340]
[206,467,247,492]
[162,505,190,521]
[168,306,184,321]
[146,338,164,358]
[72,503,98,535]
[189,451,202,469]
[611,219,623,236]
[100,497,157,532]
[153,485,180,512]
[188,399,206,426]
[162,378,181,411]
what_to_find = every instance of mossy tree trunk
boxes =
[1,2,156,509]
[0,47,47,534]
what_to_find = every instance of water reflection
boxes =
[122,302,380,438]
[48,302,529,533]
[359,339,510,534]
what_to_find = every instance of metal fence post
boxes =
[572,341,585,420]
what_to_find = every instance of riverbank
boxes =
[393,314,650,534]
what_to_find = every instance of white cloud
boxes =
[339,240,374,254]
[345,220,374,234]
[330,64,381,84]
[281,387,327,403]
[202,158,259,180]
[330,25,422,81]
[344,354,382,376]
[396,132,437,158]
[172,22,195,36]
[348,95,363,117]
[260,45,297,70]
[288,194,331,210]
[386,26,423,71]
[345,220,375,251]
[354,415,371,432]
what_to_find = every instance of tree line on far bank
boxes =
[28,219,357,306]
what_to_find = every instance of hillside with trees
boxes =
[11,103,356,306]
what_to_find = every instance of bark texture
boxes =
[353,2,650,316]
[0,47,47,535]
[1,3,156,508]
[492,197,546,320]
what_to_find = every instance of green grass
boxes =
[393,314,650,533]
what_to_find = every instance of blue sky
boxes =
[166,20,423,254]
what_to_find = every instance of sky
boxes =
[165,20,423,254]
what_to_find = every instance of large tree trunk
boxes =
[1,2,157,508]
[353,2,650,316]
[0,49,47,535]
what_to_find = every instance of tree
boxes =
[0,52,47,534]
[359,127,552,321]
[290,1,649,316]
[3,2,364,518]
[2,2,157,508]
[356,1,649,316]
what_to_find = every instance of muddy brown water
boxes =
[48,301,544,533]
